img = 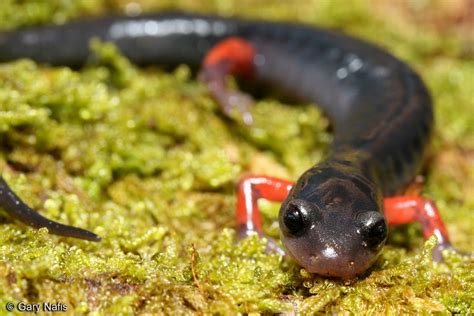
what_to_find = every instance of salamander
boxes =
[0,12,461,278]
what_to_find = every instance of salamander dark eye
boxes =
[281,200,311,237]
[358,211,388,249]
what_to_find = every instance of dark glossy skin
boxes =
[0,13,433,277]
[0,178,101,241]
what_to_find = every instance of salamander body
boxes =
[0,13,438,278]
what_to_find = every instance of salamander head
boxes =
[279,169,387,279]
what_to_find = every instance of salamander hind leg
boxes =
[384,196,472,261]
[199,37,257,125]
[236,175,294,255]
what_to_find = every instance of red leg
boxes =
[384,196,454,261]
[199,37,257,125]
[236,176,293,254]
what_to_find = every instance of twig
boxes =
[191,242,203,293]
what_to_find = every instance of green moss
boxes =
[0,0,472,314]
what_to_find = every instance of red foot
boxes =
[384,196,453,261]
[236,175,293,255]
[200,37,257,125]
[236,176,293,254]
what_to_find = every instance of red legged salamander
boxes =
[0,12,466,278]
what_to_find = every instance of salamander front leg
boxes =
[236,176,294,255]
[199,37,257,125]
[384,196,469,261]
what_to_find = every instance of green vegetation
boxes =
[0,0,472,314]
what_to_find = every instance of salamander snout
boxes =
[279,197,388,279]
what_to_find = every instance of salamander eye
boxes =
[281,200,311,237]
[358,211,388,249]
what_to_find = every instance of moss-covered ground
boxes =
[0,0,472,314]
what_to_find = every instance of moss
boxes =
[0,0,473,314]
